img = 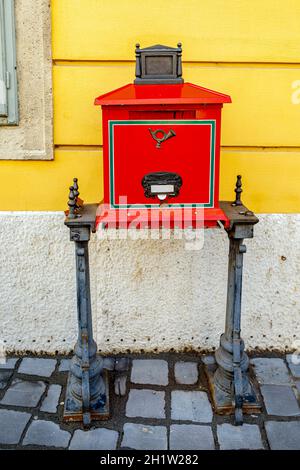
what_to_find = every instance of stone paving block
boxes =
[265,421,300,450]
[170,424,214,450]
[217,423,263,450]
[286,353,300,364]
[58,359,70,372]
[286,354,300,378]
[131,359,168,386]
[40,384,62,413]
[18,358,56,377]
[69,428,119,450]
[126,389,165,419]
[171,391,213,423]
[0,370,13,389]
[288,364,300,378]
[174,362,198,385]
[114,374,127,396]
[0,409,31,445]
[121,423,167,450]
[250,358,291,385]
[0,379,46,407]
[295,381,300,394]
[0,358,18,369]
[23,420,71,448]
[261,384,300,416]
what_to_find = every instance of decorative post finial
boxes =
[73,177,80,208]
[233,175,243,206]
[73,177,79,197]
[68,186,76,219]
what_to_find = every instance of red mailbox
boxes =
[95,44,231,228]
[64,44,259,426]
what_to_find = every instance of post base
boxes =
[63,369,110,422]
[205,362,261,415]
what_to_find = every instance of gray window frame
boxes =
[0,0,18,125]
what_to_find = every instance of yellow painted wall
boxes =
[1,0,300,212]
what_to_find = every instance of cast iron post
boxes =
[214,226,254,425]
[63,179,109,426]
[206,176,261,424]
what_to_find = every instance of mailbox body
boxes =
[95,82,231,228]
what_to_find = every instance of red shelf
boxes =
[95,206,230,230]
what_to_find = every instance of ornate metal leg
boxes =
[63,179,109,425]
[206,176,261,424]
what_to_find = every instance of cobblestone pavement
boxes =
[0,353,300,450]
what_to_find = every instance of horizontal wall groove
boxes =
[54,145,102,151]
[53,59,300,69]
[222,146,300,152]
[53,144,300,152]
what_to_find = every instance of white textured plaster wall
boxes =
[0,212,299,354]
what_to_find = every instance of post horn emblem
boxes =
[148,128,176,149]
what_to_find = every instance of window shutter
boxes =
[0,0,18,125]
[0,0,7,116]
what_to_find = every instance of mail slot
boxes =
[142,171,183,201]
[95,43,231,228]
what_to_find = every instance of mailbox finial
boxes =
[177,43,182,78]
[134,43,184,84]
[233,175,243,206]
[135,43,141,79]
